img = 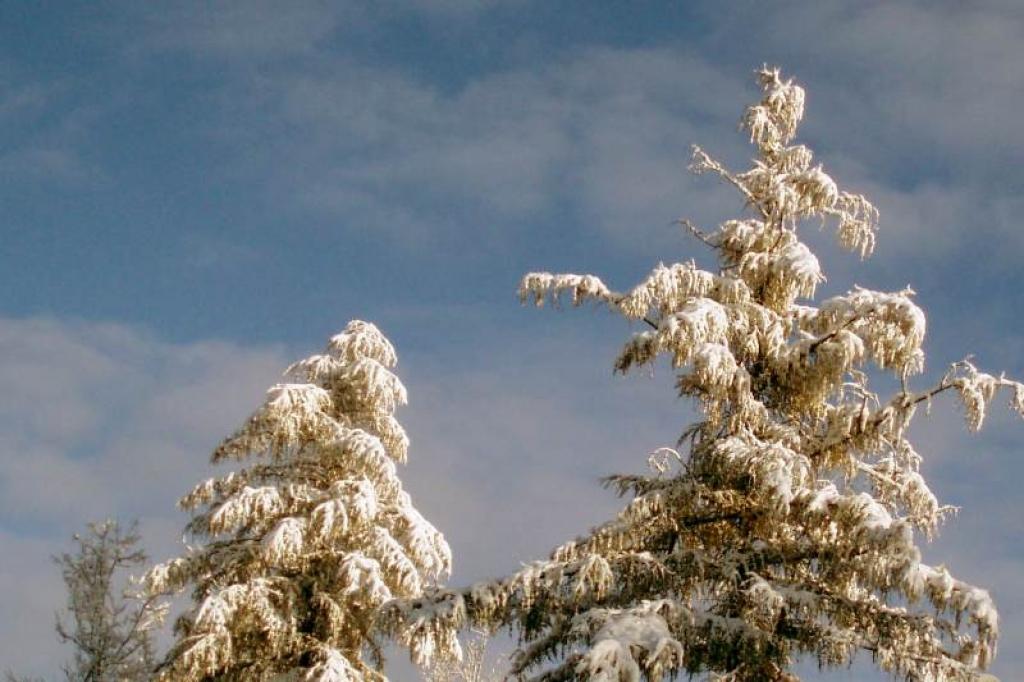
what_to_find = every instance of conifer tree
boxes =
[384,68,1023,681]
[146,321,452,681]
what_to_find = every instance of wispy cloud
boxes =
[167,47,755,258]
[695,1,1024,191]
[113,0,523,61]
[114,1,353,58]
[0,68,104,187]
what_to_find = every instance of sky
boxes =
[1,1,1022,679]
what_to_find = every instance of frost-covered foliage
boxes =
[16,520,164,682]
[424,630,505,682]
[384,68,1023,681]
[147,321,451,681]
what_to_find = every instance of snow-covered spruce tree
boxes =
[145,321,452,681]
[382,68,1024,681]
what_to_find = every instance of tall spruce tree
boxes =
[383,68,1022,681]
[146,321,452,681]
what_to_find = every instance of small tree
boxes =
[54,520,162,682]
[5,520,162,682]
[146,321,452,680]
[424,630,505,682]
[385,68,1023,680]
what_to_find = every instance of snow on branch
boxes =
[742,66,805,152]
[212,384,336,463]
[378,588,467,668]
[519,273,615,309]
[800,286,926,375]
[616,261,751,320]
[326,319,399,368]
[570,601,686,682]
[946,359,1024,431]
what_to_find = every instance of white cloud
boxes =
[703,1,1024,177]
[0,317,287,678]
[194,46,758,257]
[401,347,683,581]
[114,0,523,60]
[116,1,353,58]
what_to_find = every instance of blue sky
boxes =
[1,2,1022,679]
